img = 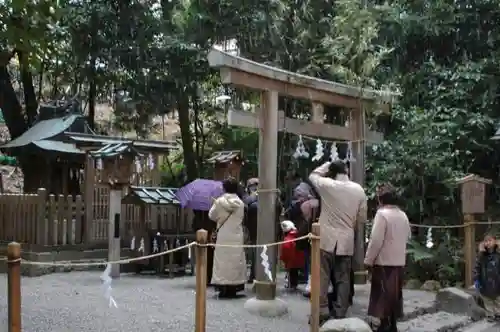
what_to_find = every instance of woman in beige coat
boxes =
[364,183,411,332]
[209,178,247,298]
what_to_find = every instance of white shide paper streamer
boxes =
[426,227,434,248]
[260,245,273,281]
[100,264,118,308]
[312,139,324,161]
[138,237,145,253]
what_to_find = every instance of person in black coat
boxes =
[192,209,215,285]
[474,234,500,320]
[243,178,282,283]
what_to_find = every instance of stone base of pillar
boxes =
[244,280,288,317]
[244,297,288,317]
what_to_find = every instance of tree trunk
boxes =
[0,66,28,139]
[0,65,42,192]
[88,77,96,130]
[87,11,98,130]
[17,50,38,126]
[177,95,198,181]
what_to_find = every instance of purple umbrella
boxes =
[176,179,224,211]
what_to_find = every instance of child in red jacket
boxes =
[280,220,305,289]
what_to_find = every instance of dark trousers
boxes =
[304,246,310,279]
[319,249,352,318]
[248,247,256,281]
[207,245,214,285]
[288,268,300,288]
[377,315,398,332]
[329,269,354,307]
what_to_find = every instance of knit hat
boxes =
[281,220,296,232]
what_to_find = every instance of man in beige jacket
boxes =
[309,160,367,322]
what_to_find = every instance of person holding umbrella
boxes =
[176,178,226,285]
[209,178,247,298]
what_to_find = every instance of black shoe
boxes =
[219,292,237,299]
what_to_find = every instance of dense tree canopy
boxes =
[2,0,500,282]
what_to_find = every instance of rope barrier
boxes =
[19,242,196,267]
[363,220,500,229]
[4,219,500,268]
[205,233,315,248]
[7,233,318,267]
[7,258,21,263]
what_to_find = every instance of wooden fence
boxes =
[0,187,192,247]
[0,189,84,246]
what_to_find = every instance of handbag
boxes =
[210,211,233,244]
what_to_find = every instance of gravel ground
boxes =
[0,271,447,332]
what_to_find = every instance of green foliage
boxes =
[406,236,465,286]
[4,0,500,280]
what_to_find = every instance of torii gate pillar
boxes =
[253,90,281,300]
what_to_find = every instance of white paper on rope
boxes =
[260,245,273,281]
[101,264,118,308]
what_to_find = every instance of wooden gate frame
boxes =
[208,49,399,300]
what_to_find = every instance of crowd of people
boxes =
[192,160,413,331]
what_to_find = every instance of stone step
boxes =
[397,312,471,332]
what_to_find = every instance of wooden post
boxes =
[62,163,68,196]
[7,242,21,332]
[195,229,208,332]
[310,223,321,332]
[255,90,279,300]
[464,214,475,288]
[84,154,95,243]
[36,188,48,245]
[109,188,121,278]
[456,174,491,288]
[350,109,367,284]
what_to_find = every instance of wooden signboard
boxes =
[457,174,492,214]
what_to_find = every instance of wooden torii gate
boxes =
[208,49,398,311]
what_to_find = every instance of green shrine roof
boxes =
[66,132,179,152]
[1,115,82,149]
[121,186,180,205]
